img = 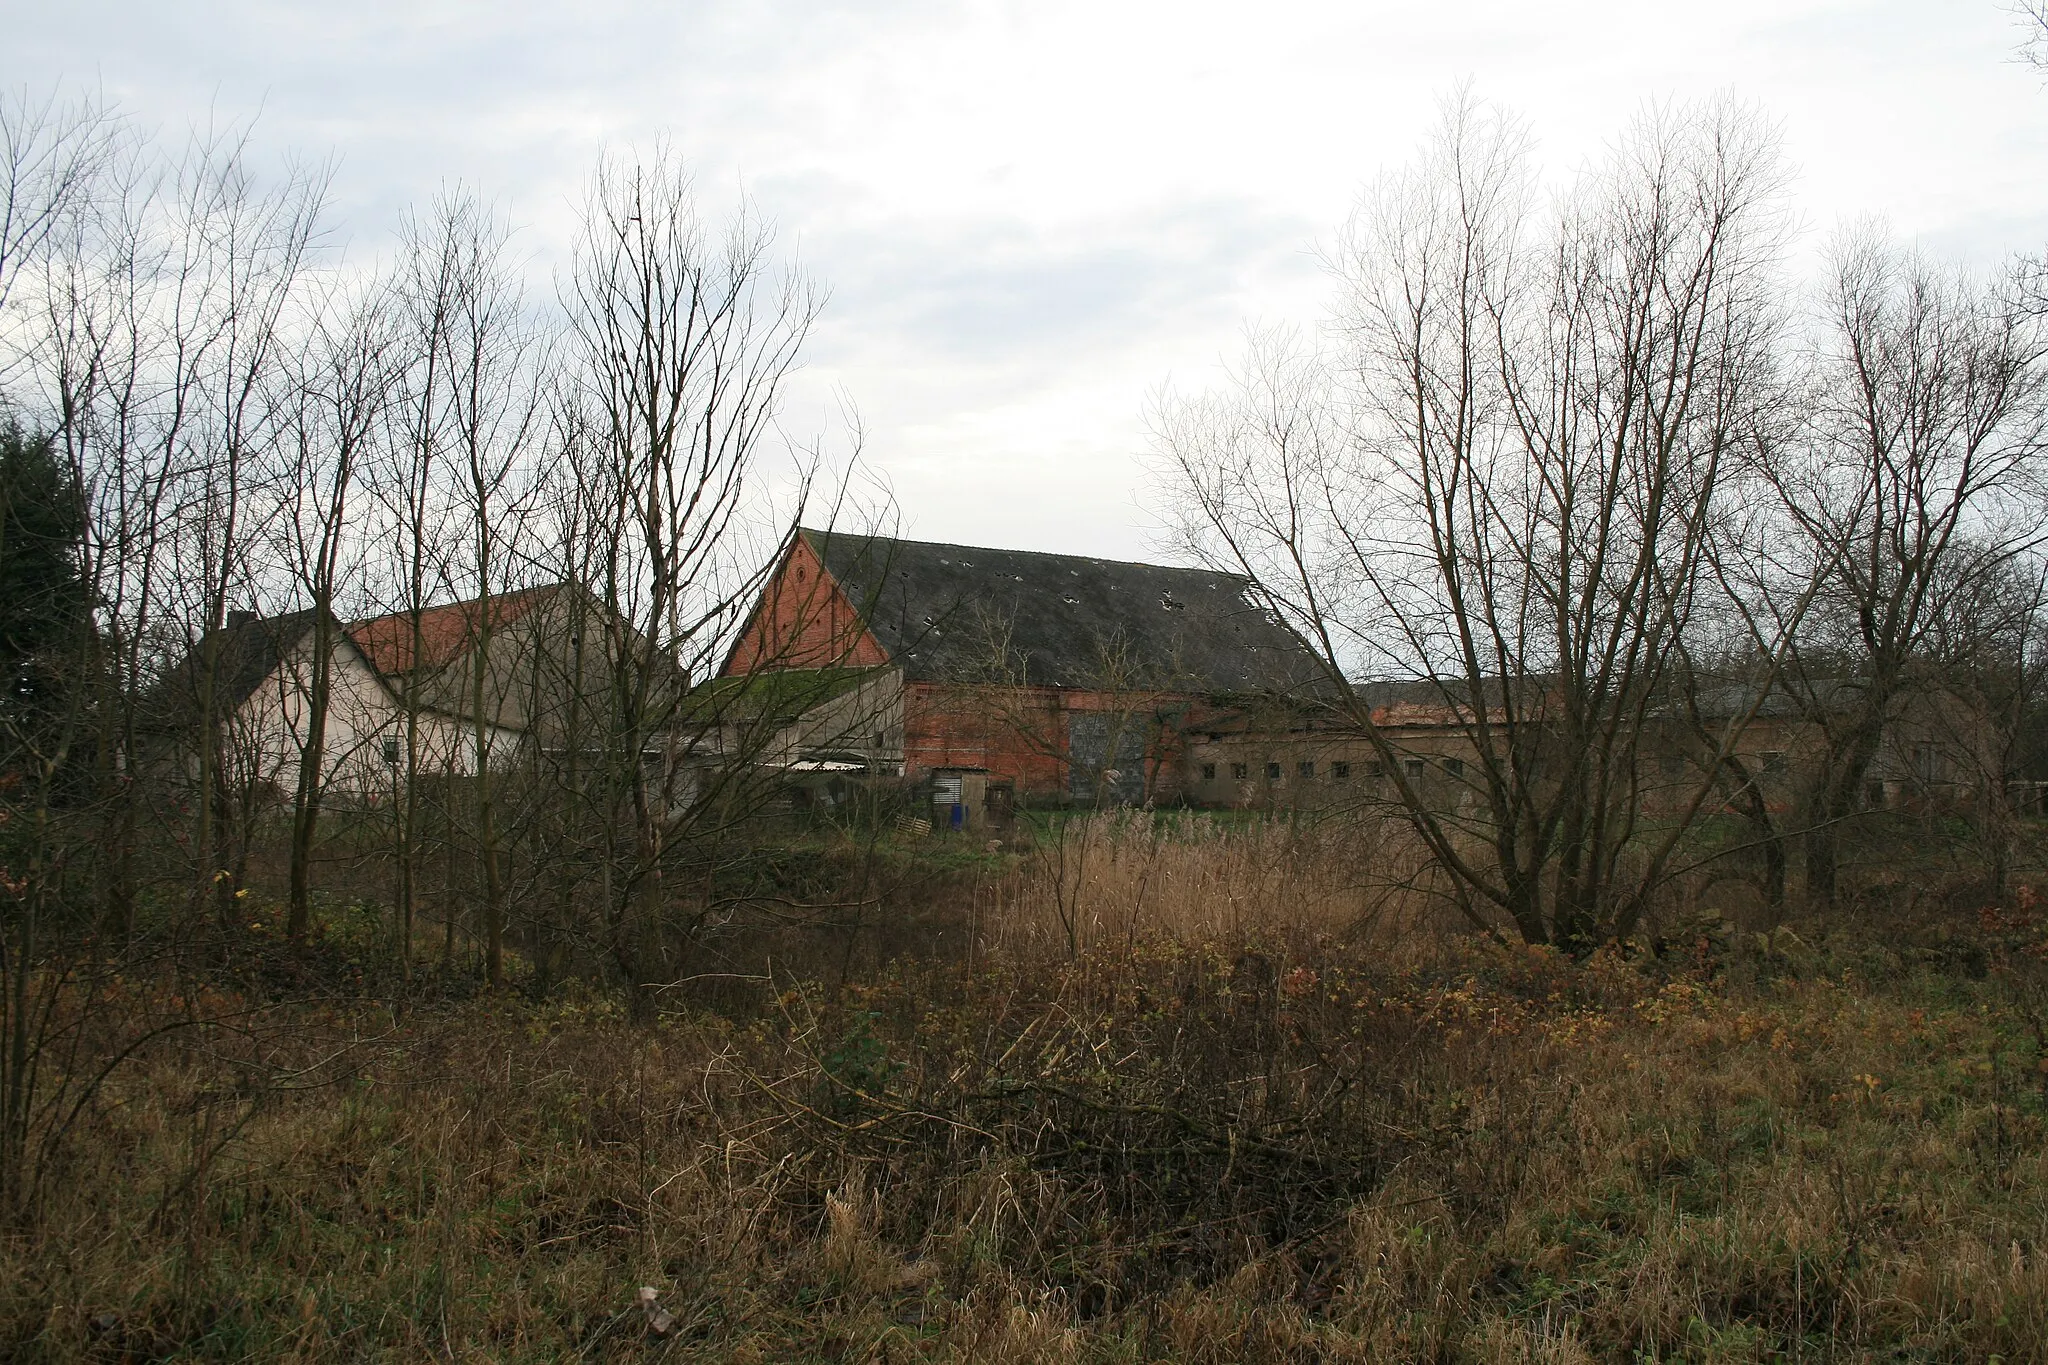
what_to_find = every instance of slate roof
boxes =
[1351,675,1864,724]
[801,529,1324,694]
[1689,676,1867,720]
[149,608,323,725]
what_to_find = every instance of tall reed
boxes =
[987,809,1449,958]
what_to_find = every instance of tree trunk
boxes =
[286,616,335,941]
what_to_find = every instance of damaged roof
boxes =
[801,528,1324,694]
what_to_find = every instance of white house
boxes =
[163,588,564,803]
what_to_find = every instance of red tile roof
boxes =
[348,585,561,676]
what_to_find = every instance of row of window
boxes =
[1200,751,1806,785]
[1198,757,1465,783]
[1649,751,1795,779]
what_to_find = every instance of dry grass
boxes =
[988,809,1446,956]
[6,819,2048,1361]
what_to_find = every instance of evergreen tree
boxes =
[0,421,90,733]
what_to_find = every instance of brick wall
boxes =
[903,681,1192,803]
[722,536,890,676]
[903,681,1068,794]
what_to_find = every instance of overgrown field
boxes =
[7,827,2048,1361]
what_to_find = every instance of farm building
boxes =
[1179,675,2010,818]
[718,528,1327,808]
[150,584,659,802]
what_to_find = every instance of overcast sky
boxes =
[10,0,2048,561]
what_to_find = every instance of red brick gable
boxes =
[721,534,892,676]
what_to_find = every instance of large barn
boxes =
[719,528,1324,806]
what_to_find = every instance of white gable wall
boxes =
[228,631,525,800]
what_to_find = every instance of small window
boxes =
[1761,751,1788,776]
[382,735,400,766]
[1443,757,1464,778]
[1265,762,1282,781]
[1231,762,1249,780]
[1299,761,1315,778]
[1913,742,1939,783]
[1404,758,1425,782]
[1867,780,1888,809]
[1201,762,1217,781]
[873,732,886,748]
[1332,761,1351,782]
[1207,732,1222,742]
[1368,761,1385,780]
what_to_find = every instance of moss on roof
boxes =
[684,666,879,722]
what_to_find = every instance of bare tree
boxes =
[147,128,329,925]
[1763,234,2048,904]
[0,86,120,332]
[0,87,127,1217]
[2018,3,2048,72]
[374,195,471,977]
[1156,95,1795,948]
[278,277,398,940]
[565,147,825,1013]
[444,208,547,989]
[27,117,162,939]
[1918,552,2048,896]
